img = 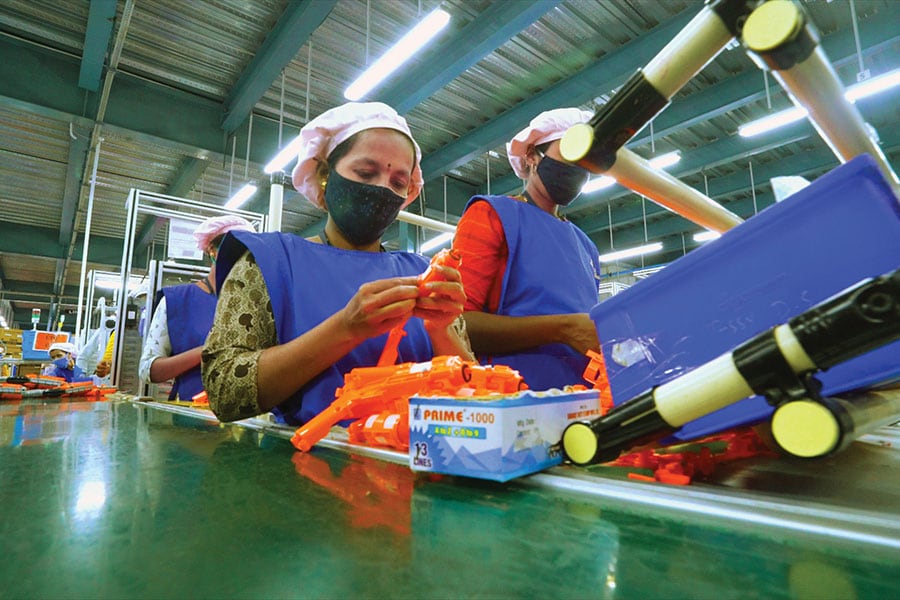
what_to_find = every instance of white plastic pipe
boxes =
[607,149,744,233]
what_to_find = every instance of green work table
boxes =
[1,398,897,599]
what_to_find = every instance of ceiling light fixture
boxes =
[599,242,663,262]
[224,183,258,210]
[264,137,305,174]
[693,230,721,242]
[344,8,451,101]
[420,232,454,253]
[739,68,900,138]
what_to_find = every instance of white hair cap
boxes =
[506,108,594,180]
[193,215,256,252]
[49,342,77,355]
[291,102,423,209]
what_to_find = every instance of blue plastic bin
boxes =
[589,155,900,441]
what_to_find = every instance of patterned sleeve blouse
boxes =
[201,251,274,422]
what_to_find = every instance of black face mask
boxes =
[323,169,406,247]
[536,154,590,206]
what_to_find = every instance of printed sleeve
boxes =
[138,297,171,383]
[202,251,277,422]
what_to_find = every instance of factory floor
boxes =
[1,398,897,599]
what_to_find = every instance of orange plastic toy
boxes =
[377,248,462,367]
[291,355,526,452]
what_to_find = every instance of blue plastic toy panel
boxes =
[589,155,900,441]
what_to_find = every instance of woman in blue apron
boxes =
[202,102,471,426]
[139,215,256,400]
[454,108,602,392]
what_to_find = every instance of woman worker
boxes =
[45,342,91,382]
[139,215,256,400]
[453,108,602,391]
[202,102,471,425]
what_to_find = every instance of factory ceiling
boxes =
[0,0,897,329]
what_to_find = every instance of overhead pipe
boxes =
[74,137,103,342]
[606,149,743,232]
[742,0,900,193]
[560,0,758,231]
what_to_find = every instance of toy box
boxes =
[589,155,900,441]
[409,389,600,482]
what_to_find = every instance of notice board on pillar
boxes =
[22,330,70,360]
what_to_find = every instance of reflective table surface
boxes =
[1,399,897,599]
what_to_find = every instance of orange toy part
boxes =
[582,349,614,415]
[610,427,776,485]
[348,411,409,449]
[377,248,462,367]
[291,355,526,452]
[191,390,210,405]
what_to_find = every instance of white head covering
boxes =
[291,102,424,209]
[49,342,77,356]
[506,108,594,179]
[192,215,256,253]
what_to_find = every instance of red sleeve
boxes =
[454,200,507,313]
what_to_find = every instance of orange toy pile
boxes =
[1,375,116,401]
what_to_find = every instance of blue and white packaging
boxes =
[409,389,600,482]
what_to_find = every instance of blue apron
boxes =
[465,195,601,390]
[159,283,217,400]
[217,231,435,426]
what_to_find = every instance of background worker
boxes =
[202,102,472,425]
[139,215,256,400]
[453,108,602,391]
[44,342,91,382]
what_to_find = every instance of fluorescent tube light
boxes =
[95,277,142,291]
[420,232,454,253]
[648,150,681,169]
[845,69,900,102]
[740,68,900,137]
[599,242,663,262]
[693,231,721,242]
[738,106,807,137]
[225,183,258,209]
[582,176,616,194]
[264,136,305,174]
[344,9,451,101]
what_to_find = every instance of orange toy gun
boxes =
[377,248,462,367]
[291,355,526,452]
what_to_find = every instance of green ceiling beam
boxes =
[2,279,80,300]
[376,1,560,114]
[0,35,281,165]
[78,0,117,92]
[0,222,144,267]
[222,0,337,133]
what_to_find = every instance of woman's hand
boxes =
[559,313,600,355]
[338,276,420,341]
[414,265,467,330]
